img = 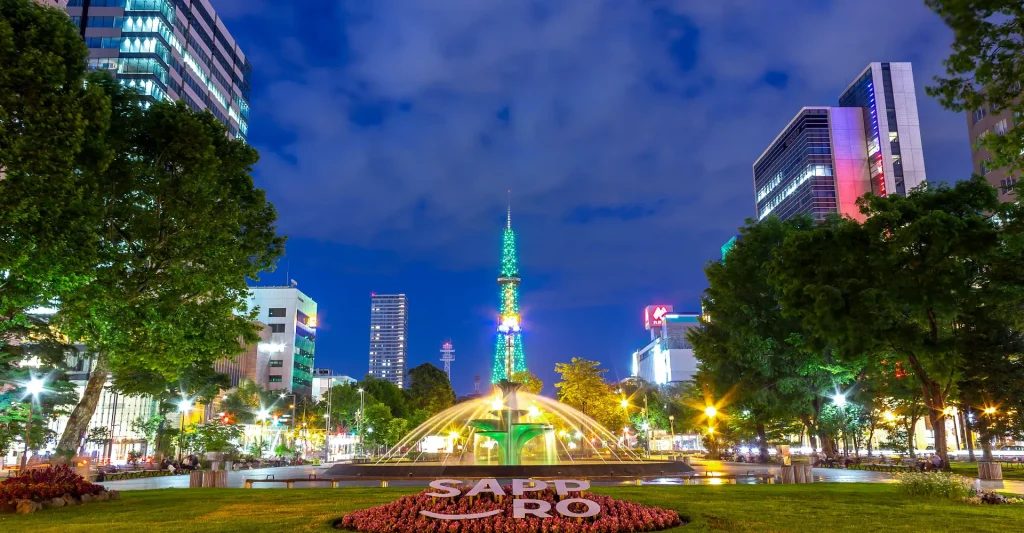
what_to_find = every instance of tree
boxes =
[52,95,285,459]
[362,403,393,449]
[406,363,455,415]
[927,0,1024,179]
[359,377,407,419]
[554,358,618,430]
[511,370,543,395]
[772,177,1012,468]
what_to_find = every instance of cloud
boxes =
[223,0,970,305]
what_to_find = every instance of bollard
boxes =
[803,463,814,483]
[189,471,204,488]
[202,470,215,488]
[794,464,806,484]
[780,465,795,484]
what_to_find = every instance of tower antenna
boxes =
[440,340,455,381]
[507,189,512,230]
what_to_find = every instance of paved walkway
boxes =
[96,460,1024,494]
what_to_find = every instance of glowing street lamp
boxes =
[704,406,718,419]
[620,399,629,409]
[984,407,996,415]
[177,399,192,463]
[832,393,847,408]
[883,411,897,422]
[20,377,47,470]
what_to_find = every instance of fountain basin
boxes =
[324,461,694,479]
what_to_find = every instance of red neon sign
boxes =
[644,305,673,330]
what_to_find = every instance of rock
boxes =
[62,494,78,506]
[108,490,120,501]
[15,500,37,514]
[51,497,66,508]
[80,493,93,504]
[95,491,109,502]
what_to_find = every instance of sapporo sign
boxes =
[421,478,599,520]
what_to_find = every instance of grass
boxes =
[1,484,1022,533]
[948,462,1024,481]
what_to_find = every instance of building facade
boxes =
[755,63,927,221]
[310,369,356,401]
[62,0,250,139]
[755,107,871,221]
[966,101,1020,202]
[838,62,927,198]
[369,294,409,388]
[213,321,272,389]
[631,306,700,385]
[246,286,318,396]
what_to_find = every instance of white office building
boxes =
[246,286,318,396]
[369,294,408,388]
[631,306,700,385]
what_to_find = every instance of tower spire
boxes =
[507,189,512,230]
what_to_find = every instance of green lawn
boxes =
[949,462,1024,481]
[1,485,1021,533]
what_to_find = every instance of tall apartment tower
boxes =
[246,286,318,397]
[966,100,1020,202]
[754,62,927,221]
[369,294,409,388]
[62,0,251,139]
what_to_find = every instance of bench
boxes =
[244,474,341,489]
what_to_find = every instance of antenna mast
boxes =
[440,341,455,381]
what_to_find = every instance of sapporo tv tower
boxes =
[491,193,527,383]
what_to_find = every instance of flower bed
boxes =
[0,465,114,514]
[336,486,684,533]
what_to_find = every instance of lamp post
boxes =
[833,393,847,457]
[669,415,676,453]
[357,387,365,457]
[323,378,334,462]
[20,378,46,471]
[256,409,269,458]
[177,399,192,464]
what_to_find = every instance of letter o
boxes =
[555,498,600,518]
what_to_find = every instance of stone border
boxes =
[0,489,120,515]
[324,461,695,479]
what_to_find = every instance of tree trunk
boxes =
[756,423,770,463]
[800,416,818,452]
[54,353,109,462]
[820,433,835,457]
[980,431,994,462]
[923,380,949,469]
[906,418,917,458]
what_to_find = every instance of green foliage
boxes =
[554,357,619,430]
[273,443,293,457]
[898,472,975,502]
[188,422,243,455]
[926,0,1024,179]
[359,377,407,419]
[362,403,393,447]
[85,427,110,446]
[406,363,455,415]
[510,370,543,395]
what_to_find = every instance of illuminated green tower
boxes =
[492,202,526,383]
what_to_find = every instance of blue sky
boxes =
[212,0,972,395]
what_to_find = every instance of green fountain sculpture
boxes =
[467,380,555,465]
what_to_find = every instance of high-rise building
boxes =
[246,286,317,396]
[492,205,526,383]
[755,62,927,221]
[755,107,871,221]
[62,0,251,139]
[369,294,408,388]
[838,62,927,198]
[965,99,1020,202]
[631,306,700,385]
[310,368,356,401]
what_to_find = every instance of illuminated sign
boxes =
[644,305,673,330]
[423,479,599,520]
[498,314,521,333]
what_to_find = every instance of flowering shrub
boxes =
[898,471,975,502]
[336,486,683,533]
[0,465,105,505]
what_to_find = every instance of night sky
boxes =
[212,0,973,395]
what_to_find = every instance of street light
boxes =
[620,399,629,409]
[984,407,996,415]
[833,393,847,408]
[669,415,676,452]
[20,377,47,470]
[177,399,192,463]
[357,388,366,456]
[704,405,717,419]
[832,393,848,457]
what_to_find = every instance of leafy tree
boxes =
[554,357,618,430]
[927,0,1024,179]
[510,370,543,395]
[189,422,244,455]
[359,377,407,419]
[323,383,365,428]
[362,403,394,449]
[772,177,1013,467]
[52,96,284,458]
[406,363,455,415]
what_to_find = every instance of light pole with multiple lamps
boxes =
[20,377,47,471]
[177,399,192,463]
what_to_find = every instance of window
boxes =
[269,323,285,333]
[269,376,283,383]
[980,160,991,175]
[994,119,1010,136]
[1000,178,1019,193]
[973,108,988,124]
[269,360,284,368]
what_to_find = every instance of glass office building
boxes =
[64,0,250,140]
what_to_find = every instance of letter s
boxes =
[426,479,462,498]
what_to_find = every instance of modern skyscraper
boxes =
[754,62,927,221]
[755,107,871,221]
[838,62,927,198]
[246,286,318,396]
[965,99,1020,202]
[62,0,251,139]
[492,205,526,383]
[369,294,409,388]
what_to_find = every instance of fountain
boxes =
[326,205,693,478]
